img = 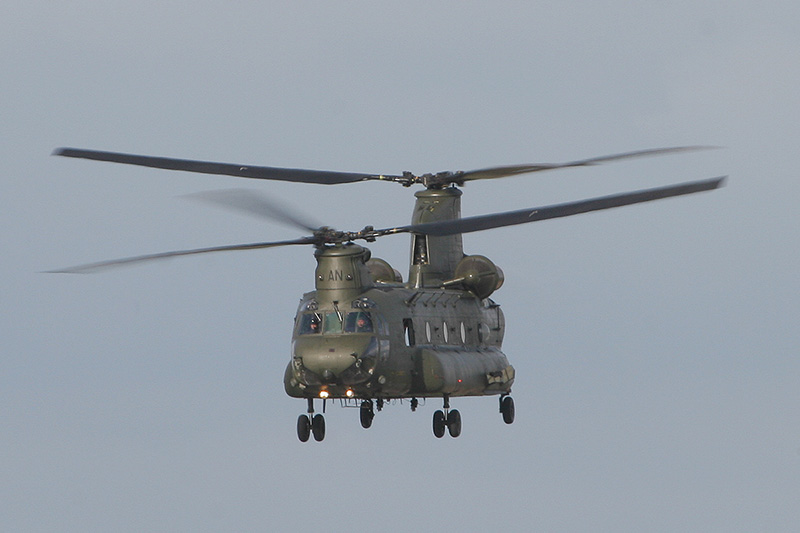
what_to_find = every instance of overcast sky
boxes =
[3,2,799,531]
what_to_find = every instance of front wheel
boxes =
[297,414,311,442]
[360,400,374,429]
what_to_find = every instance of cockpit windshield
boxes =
[323,312,343,334]
[298,311,375,335]
[344,311,373,333]
[298,313,322,334]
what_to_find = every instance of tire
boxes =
[447,409,462,438]
[297,414,311,442]
[312,414,326,441]
[432,410,446,438]
[501,396,515,424]
[360,401,374,429]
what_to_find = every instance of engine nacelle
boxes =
[366,257,403,283]
[453,255,504,299]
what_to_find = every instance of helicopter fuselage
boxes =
[284,187,515,405]
[284,281,514,402]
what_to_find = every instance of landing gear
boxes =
[432,410,446,438]
[297,414,311,442]
[500,395,515,424]
[312,413,326,441]
[297,398,326,442]
[432,395,461,438]
[447,409,462,437]
[360,400,374,429]
[297,393,511,441]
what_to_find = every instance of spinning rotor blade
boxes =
[46,237,315,274]
[385,176,726,237]
[54,145,717,189]
[54,148,401,185]
[185,189,321,233]
[438,146,717,187]
[46,177,725,273]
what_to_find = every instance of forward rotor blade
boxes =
[184,189,321,233]
[444,146,717,186]
[390,176,725,237]
[45,237,315,274]
[54,148,401,185]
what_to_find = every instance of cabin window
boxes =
[403,319,415,346]
[460,322,467,344]
[443,321,449,343]
[344,311,374,333]
[298,313,321,335]
[478,322,491,343]
[425,321,432,343]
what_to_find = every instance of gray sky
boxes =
[3,2,799,531]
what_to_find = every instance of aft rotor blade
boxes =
[443,146,717,186]
[390,176,726,237]
[185,189,321,233]
[54,148,401,185]
[45,237,315,274]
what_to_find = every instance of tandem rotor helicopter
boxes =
[51,146,724,442]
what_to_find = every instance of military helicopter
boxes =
[51,146,724,442]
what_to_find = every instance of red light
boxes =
[457,379,462,383]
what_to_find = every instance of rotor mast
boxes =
[408,187,464,288]
[313,243,374,304]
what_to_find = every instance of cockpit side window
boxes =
[298,313,321,334]
[374,313,390,336]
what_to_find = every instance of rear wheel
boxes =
[501,396,515,424]
[297,414,311,442]
[447,409,462,438]
[432,410,446,438]
[312,414,326,441]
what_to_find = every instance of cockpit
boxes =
[297,311,375,335]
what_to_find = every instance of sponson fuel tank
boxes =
[414,347,514,396]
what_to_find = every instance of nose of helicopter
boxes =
[293,335,377,383]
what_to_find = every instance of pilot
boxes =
[355,313,373,333]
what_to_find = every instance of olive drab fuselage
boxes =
[52,145,722,440]
[284,187,515,402]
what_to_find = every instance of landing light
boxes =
[345,389,355,398]
[319,390,330,399]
